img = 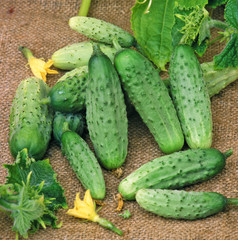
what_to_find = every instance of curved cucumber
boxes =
[86,45,128,170]
[9,77,53,159]
[61,125,105,199]
[169,45,212,149]
[69,16,135,48]
[52,41,117,70]
[136,189,235,220]
[53,111,85,145]
[119,148,232,200]
[114,48,184,154]
[49,66,88,113]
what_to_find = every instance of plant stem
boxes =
[207,35,224,46]
[78,0,91,16]
[112,39,122,51]
[227,198,238,205]
[223,149,233,159]
[19,46,33,60]
[97,217,123,236]
[209,19,228,30]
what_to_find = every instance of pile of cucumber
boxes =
[9,16,237,222]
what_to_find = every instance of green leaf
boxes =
[131,0,176,70]
[214,33,238,69]
[177,0,208,8]
[207,0,228,8]
[118,210,131,219]
[225,0,238,29]
[192,38,209,57]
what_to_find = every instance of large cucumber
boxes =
[69,17,135,48]
[136,189,238,220]
[86,45,128,170]
[61,123,105,199]
[52,41,117,70]
[169,45,213,149]
[114,48,184,154]
[9,77,53,159]
[53,111,85,145]
[118,148,232,200]
[49,66,88,113]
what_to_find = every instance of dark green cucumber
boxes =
[136,189,238,220]
[52,41,117,70]
[61,123,105,199]
[119,148,232,200]
[9,77,53,159]
[53,111,85,145]
[49,66,88,113]
[69,17,135,48]
[114,48,184,154]
[169,45,212,149]
[86,45,128,170]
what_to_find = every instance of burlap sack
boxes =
[0,1,237,239]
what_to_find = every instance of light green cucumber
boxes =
[119,148,232,200]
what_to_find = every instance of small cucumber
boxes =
[119,148,232,200]
[9,77,53,159]
[52,41,117,70]
[49,66,88,113]
[86,45,128,170]
[69,16,135,48]
[136,189,238,220]
[61,123,105,199]
[114,48,184,154]
[169,45,213,149]
[53,111,85,145]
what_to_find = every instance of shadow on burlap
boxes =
[0,1,237,239]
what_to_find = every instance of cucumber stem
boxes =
[97,217,123,236]
[209,19,229,31]
[227,198,238,206]
[78,0,91,16]
[112,39,122,52]
[223,149,233,159]
[62,121,71,134]
[207,35,224,46]
[19,46,33,60]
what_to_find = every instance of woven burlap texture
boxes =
[0,1,237,239]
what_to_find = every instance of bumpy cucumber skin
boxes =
[136,189,227,220]
[169,45,212,149]
[61,130,105,199]
[53,111,85,145]
[119,149,227,200]
[86,46,128,170]
[69,17,135,48]
[114,49,184,154]
[49,66,88,113]
[9,78,53,160]
[52,41,117,70]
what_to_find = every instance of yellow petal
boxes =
[46,69,58,74]
[84,190,94,209]
[44,59,54,68]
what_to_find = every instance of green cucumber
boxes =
[114,48,184,154]
[49,66,88,113]
[169,45,213,149]
[136,189,238,220]
[61,122,105,199]
[86,45,128,170]
[52,41,117,70]
[53,111,85,145]
[119,148,232,200]
[69,16,135,48]
[9,77,53,159]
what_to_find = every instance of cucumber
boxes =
[53,111,85,145]
[136,189,238,220]
[114,48,184,154]
[9,77,53,159]
[169,45,213,149]
[61,123,105,199]
[49,66,88,113]
[86,45,128,170]
[69,17,135,48]
[52,41,117,70]
[118,148,232,200]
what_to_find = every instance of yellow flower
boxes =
[67,190,99,222]
[19,46,58,82]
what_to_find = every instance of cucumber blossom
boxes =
[69,17,135,48]
[169,45,213,149]
[52,41,117,70]
[119,148,233,200]
[49,66,88,113]
[114,48,184,154]
[136,189,238,220]
[61,123,105,199]
[86,44,128,170]
[9,77,53,159]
